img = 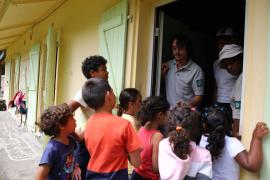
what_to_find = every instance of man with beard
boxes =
[162,35,204,109]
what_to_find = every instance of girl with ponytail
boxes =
[117,88,142,131]
[159,106,212,180]
[131,96,170,180]
[200,106,269,180]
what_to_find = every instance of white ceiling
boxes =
[0,0,66,50]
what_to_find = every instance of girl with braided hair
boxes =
[159,106,212,180]
[200,106,269,180]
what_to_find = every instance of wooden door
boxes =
[27,44,40,131]
[99,0,128,102]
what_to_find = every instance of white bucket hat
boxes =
[218,44,243,63]
[216,27,235,37]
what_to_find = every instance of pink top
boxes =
[135,127,160,180]
[159,138,212,180]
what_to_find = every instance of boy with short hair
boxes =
[68,55,109,179]
[69,55,108,111]
[82,78,142,180]
[36,103,80,180]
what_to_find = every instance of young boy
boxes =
[68,55,108,179]
[68,55,108,111]
[36,103,80,180]
[82,78,142,180]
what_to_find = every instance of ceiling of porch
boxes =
[0,0,66,51]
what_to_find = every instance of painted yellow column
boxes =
[261,1,270,180]
[241,0,270,179]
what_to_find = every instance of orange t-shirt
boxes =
[84,113,141,173]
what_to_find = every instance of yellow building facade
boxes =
[1,0,270,179]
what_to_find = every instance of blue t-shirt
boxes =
[39,136,77,180]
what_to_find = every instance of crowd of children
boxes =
[36,36,269,180]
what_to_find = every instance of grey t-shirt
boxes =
[165,59,204,108]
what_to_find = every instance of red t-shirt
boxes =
[84,113,141,173]
[135,127,160,180]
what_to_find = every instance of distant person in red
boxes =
[8,91,20,108]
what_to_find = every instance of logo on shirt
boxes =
[63,153,75,179]
[234,101,241,109]
[196,79,204,87]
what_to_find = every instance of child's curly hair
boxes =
[203,107,228,161]
[37,103,72,136]
[167,106,202,159]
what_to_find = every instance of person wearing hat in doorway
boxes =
[218,44,243,139]
[213,27,239,133]
[215,27,238,51]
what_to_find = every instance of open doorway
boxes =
[151,0,246,107]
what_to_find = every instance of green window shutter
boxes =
[44,25,57,108]
[14,55,21,93]
[4,60,11,101]
[27,43,40,131]
[20,61,28,93]
[99,0,128,103]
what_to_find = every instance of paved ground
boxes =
[0,111,42,180]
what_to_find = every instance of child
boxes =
[69,55,109,180]
[82,78,142,180]
[131,96,170,180]
[117,88,142,176]
[158,106,212,180]
[69,55,108,111]
[117,88,142,131]
[36,103,81,180]
[200,107,269,180]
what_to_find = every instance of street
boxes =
[0,111,42,180]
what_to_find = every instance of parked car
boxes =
[0,99,7,111]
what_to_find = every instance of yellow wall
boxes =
[240,0,270,179]
[5,0,117,128]
[133,0,270,179]
[6,0,118,103]
[129,0,174,96]
[4,0,270,178]
[4,0,171,118]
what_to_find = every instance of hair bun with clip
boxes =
[176,126,182,132]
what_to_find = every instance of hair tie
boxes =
[190,107,196,112]
[176,126,183,132]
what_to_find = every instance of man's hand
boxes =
[161,63,169,76]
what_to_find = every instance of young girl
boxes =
[36,103,81,180]
[131,96,170,180]
[158,106,212,180]
[200,107,269,180]
[117,88,142,131]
